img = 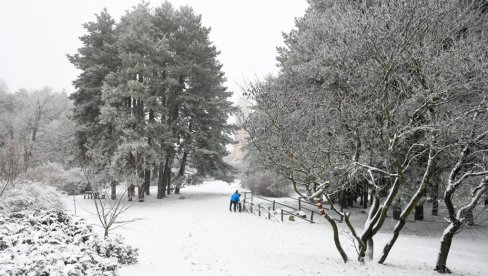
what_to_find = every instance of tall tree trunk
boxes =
[137,155,144,202]
[166,167,171,195]
[157,160,166,199]
[161,155,172,196]
[144,169,150,195]
[146,109,154,196]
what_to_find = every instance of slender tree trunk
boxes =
[432,181,439,216]
[324,214,348,263]
[111,181,116,200]
[144,169,150,195]
[166,170,171,195]
[379,148,434,264]
[161,155,172,196]
[137,155,144,202]
[363,183,368,208]
[175,151,188,194]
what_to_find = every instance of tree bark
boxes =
[324,214,348,263]
[138,184,144,202]
[366,238,374,260]
[137,155,144,202]
[392,205,401,220]
[378,147,434,264]
[414,203,424,221]
[111,181,116,200]
[431,181,439,216]
[166,170,171,195]
[435,223,457,273]
[161,155,172,196]
[363,183,368,208]
[144,169,150,195]
[157,160,166,199]
[175,151,188,194]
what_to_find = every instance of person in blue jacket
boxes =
[229,190,240,212]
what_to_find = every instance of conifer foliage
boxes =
[69,2,235,199]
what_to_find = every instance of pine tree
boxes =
[100,3,166,201]
[70,2,236,199]
[68,9,120,162]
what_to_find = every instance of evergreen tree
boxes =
[68,9,120,162]
[70,2,236,199]
[100,3,165,201]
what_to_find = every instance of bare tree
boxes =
[242,0,488,265]
[77,153,135,238]
[434,107,488,273]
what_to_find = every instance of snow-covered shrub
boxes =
[0,210,138,276]
[243,171,291,197]
[91,234,139,265]
[20,162,85,194]
[0,182,64,214]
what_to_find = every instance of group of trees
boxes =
[0,82,75,195]
[69,2,235,201]
[242,0,488,273]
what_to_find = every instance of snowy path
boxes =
[68,181,488,276]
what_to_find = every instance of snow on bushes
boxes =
[20,162,85,195]
[0,182,64,214]
[243,171,291,197]
[0,210,138,275]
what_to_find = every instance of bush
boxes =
[0,210,138,276]
[20,162,85,195]
[0,182,64,214]
[243,171,291,197]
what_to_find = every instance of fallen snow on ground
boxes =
[66,181,488,276]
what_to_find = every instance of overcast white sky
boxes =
[0,0,309,101]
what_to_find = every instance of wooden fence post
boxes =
[281,209,284,222]
[273,200,276,210]
[258,203,261,216]
[268,206,271,220]
[299,198,301,210]
[311,211,314,222]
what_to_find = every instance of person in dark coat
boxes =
[229,190,240,212]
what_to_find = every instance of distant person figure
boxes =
[230,190,240,212]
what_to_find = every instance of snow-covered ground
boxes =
[66,181,488,276]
